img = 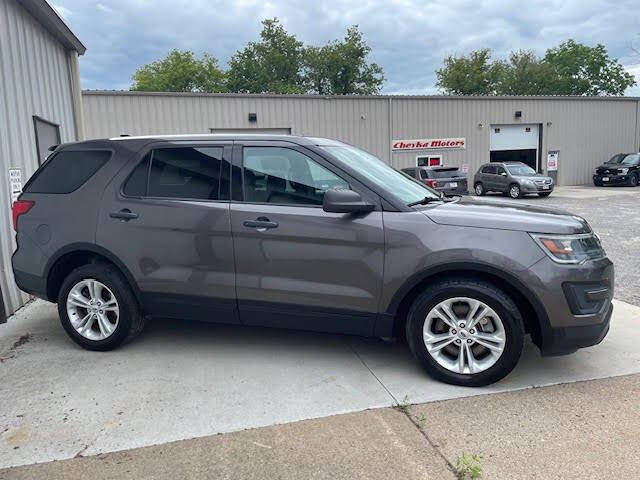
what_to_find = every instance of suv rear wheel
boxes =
[474,182,485,196]
[406,278,524,386]
[58,263,145,351]
[629,173,638,187]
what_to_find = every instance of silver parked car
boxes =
[474,162,554,198]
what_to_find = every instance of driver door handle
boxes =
[110,209,139,221]
[243,217,279,230]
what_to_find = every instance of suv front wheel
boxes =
[58,263,146,351]
[406,278,524,386]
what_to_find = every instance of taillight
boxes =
[12,200,34,231]
[426,179,438,188]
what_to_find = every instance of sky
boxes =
[51,0,640,95]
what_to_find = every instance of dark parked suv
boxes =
[401,166,468,196]
[12,135,613,387]
[593,153,640,187]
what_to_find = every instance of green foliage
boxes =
[455,452,482,479]
[436,40,636,96]
[543,39,636,95]
[130,19,384,95]
[131,49,227,93]
[227,18,305,94]
[435,48,503,95]
[302,26,384,95]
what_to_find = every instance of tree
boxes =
[497,50,557,95]
[543,40,635,95]
[303,26,384,95]
[435,48,503,95]
[131,49,227,92]
[227,18,304,94]
[435,41,636,96]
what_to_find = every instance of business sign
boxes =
[392,137,466,151]
[9,168,22,203]
[547,151,559,172]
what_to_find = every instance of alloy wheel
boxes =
[66,279,120,340]
[422,297,506,374]
[509,185,520,198]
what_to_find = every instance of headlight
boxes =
[530,233,605,264]
[620,168,629,175]
[522,179,535,187]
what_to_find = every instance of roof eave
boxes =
[21,0,86,55]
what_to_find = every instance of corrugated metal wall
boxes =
[83,91,640,187]
[0,0,78,316]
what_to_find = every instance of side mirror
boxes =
[500,172,507,176]
[323,188,375,214]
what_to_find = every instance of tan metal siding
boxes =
[0,0,78,316]
[82,92,640,188]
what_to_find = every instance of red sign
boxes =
[392,137,466,151]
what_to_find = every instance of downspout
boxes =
[68,50,85,140]
[388,97,393,165]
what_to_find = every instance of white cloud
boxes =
[52,0,640,94]
[52,4,71,19]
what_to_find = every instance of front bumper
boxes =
[521,183,554,194]
[593,174,628,185]
[542,302,612,356]
[525,255,614,356]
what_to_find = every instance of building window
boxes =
[33,116,61,165]
[417,155,442,167]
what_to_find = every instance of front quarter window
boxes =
[318,145,439,205]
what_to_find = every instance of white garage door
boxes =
[490,124,538,151]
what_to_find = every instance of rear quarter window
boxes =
[24,150,111,194]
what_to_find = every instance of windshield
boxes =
[620,154,640,165]
[606,154,626,164]
[319,145,439,204]
[506,164,536,176]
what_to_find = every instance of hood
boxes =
[514,174,552,180]
[423,197,590,234]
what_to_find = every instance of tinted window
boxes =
[495,166,506,175]
[123,153,150,196]
[431,168,461,178]
[621,154,639,165]
[419,170,430,180]
[147,147,223,200]
[24,150,111,194]
[481,165,495,174]
[243,147,348,205]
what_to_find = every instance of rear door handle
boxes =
[110,209,138,221]
[243,217,278,230]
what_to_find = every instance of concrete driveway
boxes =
[1,298,639,469]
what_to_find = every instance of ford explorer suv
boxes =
[401,166,468,196]
[474,162,554,198]
[12,135,613,387]
[593,153,640,187]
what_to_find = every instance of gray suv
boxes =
[12,135,613,387]
[474,161,554,198]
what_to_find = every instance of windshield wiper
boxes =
[407,196,443,207]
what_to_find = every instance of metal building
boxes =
[83,91,640,187]
[0,0,85,320]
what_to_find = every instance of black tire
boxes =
[593,179,603,187]
[474,182,485,196]
[57,263,145,351]
[629,174,638,187]
[508,183,522,199]
[406,278,524,387]
[538,192,551,197]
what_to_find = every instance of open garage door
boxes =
[490,125,539,171]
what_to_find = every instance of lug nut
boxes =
[467,339,473,344]
[451,329,457,335]
[459,323,466,329]
[469,329,475,334]
[455,339,461,344]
